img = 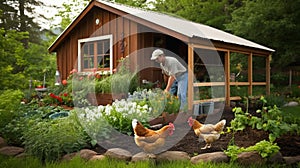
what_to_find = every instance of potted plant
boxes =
[90,57,139,105]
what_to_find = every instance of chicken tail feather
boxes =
[214,119,226,132]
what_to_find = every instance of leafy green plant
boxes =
[0,89,24,130]
[264,94,285,107]
[95,57,139,95]
[225,140,280,161]
[95,75,112,93]
[22,110,89,161]
[102,99,151,135]
[164,92,180,114]
[227,96,299,142]
[1,104,75,146]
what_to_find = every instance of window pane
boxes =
[97,56,104,68]
[104,56,110,68]
[83,57,94,69]
[83,44,88,55]
[104,40,109,54]
[81,36,112,72]
[84,59,89,69]
[97,41,103,55]
[89,43,94,55]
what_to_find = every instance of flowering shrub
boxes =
[128,88,180,115]
[49,93,63,104]
[76,99,151,139]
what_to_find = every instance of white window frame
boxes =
[77,34,113,74]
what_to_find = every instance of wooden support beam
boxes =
[225,51,230,106]
[248,53,253,95]
[188,43,194,111]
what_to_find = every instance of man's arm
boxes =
[164,75,176,92]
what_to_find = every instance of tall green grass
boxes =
[1,155,298,168]
[281,105,300,124]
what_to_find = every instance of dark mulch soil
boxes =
[168,106,300,157]
[94,105,300,157]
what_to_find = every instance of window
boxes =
[78,35,113,73]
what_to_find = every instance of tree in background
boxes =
[226,0,300,69]
[55,0,149,30]
[151,0,243,30]
[0,1,56,91]
[0,0,47,46]
[114,0,148,8]
[55,0,90,30]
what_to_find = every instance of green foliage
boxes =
[22,110,89,162]
[227,96,299,142]
[95,75,112,94]
[96,57,139,94]
[55,0,90,29]
[0,29,27,90]
[0,89,24,130]
[152,0,238,30]
[226,0,300,68]
[1,104,73,146]
[0,27,56,90]
[290,85,300,98]
[129,89,180,115]
[225,140,280,161]
[264,94,285,107]
[281,105,300,125]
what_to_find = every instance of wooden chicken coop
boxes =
[48,0,274,110]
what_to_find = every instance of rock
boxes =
[79,149,97,161]
[267,152,284,164]
[61,152,79,161]
[89,155,106,161]
[156,151,190,162]
[284,101,299,107]
[0,146,24,156]
[236,151,265,165]
[191,152,229,164]
[0,137,7,148]
[284,155,300,165]
[104,148,132,161]
[131,152,150,162]
[15,152,30,158]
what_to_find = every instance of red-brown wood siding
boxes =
[56,7,140,80]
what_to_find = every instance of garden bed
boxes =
[93,106,300,157]
[170,107,300,157]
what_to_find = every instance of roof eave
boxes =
[48,0,97,53]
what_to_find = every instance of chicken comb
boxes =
[168,122,175,129]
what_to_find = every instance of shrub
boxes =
[22,110,90,161]
[225,140,280,161]
[264,94,285,107]
[77,99,151,138]
[0,89,24,130]
[128,88,180,115]
[291,84,300,98]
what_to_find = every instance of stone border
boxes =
[1,137,299,165]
